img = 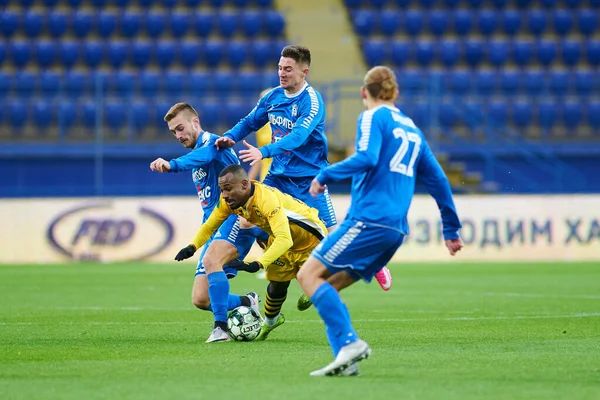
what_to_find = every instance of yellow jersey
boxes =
[255,123,272,181]
[191,181,327,268]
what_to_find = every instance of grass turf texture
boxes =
[1,262,599,400]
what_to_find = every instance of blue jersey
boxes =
[223,83,329,178]
[169,131,239,221]
[316,105,461,240]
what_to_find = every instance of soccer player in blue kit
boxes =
[150,102,268,343]
[296,66,464,376]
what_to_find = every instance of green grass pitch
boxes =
[1,262,599,400]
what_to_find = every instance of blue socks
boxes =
[205,294,242,312]
[207,271,230,323]
[311,282,358,354]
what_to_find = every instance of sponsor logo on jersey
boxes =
[291,103,298,117]
[269,114,294,129]
[193,168,207,181]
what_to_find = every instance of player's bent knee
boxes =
[192,295,211,310]
[202,240,239,273]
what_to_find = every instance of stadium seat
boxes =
[488,39,509,67]
[204,40,223,67]
[500,70,520,94]
[415,41,434,67]
[242,11,263,37]
[180,40,201,67]
[0,43,4,68]
[522,69,545,95]
[527,10,547,35]
[153,101,171,128]
[227,40,248,68]
[573,69,595,94]
[512,100,532,128]
[429,10,448,36]
[578,9,597,36]
[477,9,497,36]
[370,0,387,7]
[439,102,457,128]
[164,70,185,94]
[445,0,461,6]
[210,0,226,7]
[562,100,582,128]
[232,0,250,7]
[59,40,79,69]
[0,72,9,96]
[47,11,68,38]
[90,70,110,93]
[121,11,142,38]
[515,0,532,8]
[513,39,533,66]
[132,41,152,68]
[44,0,61,7]
[488,100,507,125]
[562,40,581,66]
[405,10,423,36]
[114,0,131,6]
[7,100,28,130]
[170,12,189,38]
[97,12,117,38]
[138,70,160,96]
[57,100,77,134]
[587,40,600,66]
[218,12,239,37]
[139,0,155,6]
[537,39,556,66]
[446,69,471,94]
[492,0,508,7]
[502,10,521,35]
[1,11,19,38]
[112,70,135,94]
[474,69,496,94]
[131,100,150,130]
[251,40,271,67]
[189,70,210,95]
[363,39,387,67]
[64,70,87,96]
[199,100,220,129]
[81,100,97,128]
[145,11,165,38]
[224,99,247,126]
[239,70,261,94]
[14,71,36,97]
[155,40,176,69]
[10,41,31,68]
[256,0,273,6]
[344,0,361,8]
[540,0,557,7]
[378,10,398,36]
[563,0,582,7]
[265,11,285,37]
[467,0,484,6]
[549,70,570,95]
[72,11,93,38]
[91,0,108,7]
[464,39,484,67]
[32,100,54,128]
[553,9,573,36]
[194,12,214,37]
[105,101,126,130]
[18,0,35,6]
[537,100,556,130]
[83,41,103,68]
[67,0,83,6]
[453,10,472,36]
[107,41,129,69]
[23,11,44,38]
[438,40,459,67]
[588,101,600,130]
[36,40,56,68]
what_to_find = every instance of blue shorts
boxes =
[312,219,404,283]
[263,174,337,229]
[195,214,269,278]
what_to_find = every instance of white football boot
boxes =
[205,327,230,343]
[310,339,371,376]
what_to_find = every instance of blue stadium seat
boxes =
[213,70,236,96]
[121,11,141,38]
[488,100,507,124]
[199,100,220,129]
[0,71,9,97]
[562,100,582,128]
[474,69,496,94]
[14,71,36,96]
[477,9,497,36]
[164,70,185,94]
[44,0,61,7]
[429,10,448,36]
[90,70,110,93]
[453,10,472,36]
[105,101,126,130]
[170,12,189,38]
[232,0,250,6]
[553,9,573,35]
[590,0,600,8]
[537,39,556,66]
[439,39,459,67]
[439,102,457,128]
[588,101,600,130]
[527,10,547,35]
[515,0,532,8]
[353,10,376,36]
[265,11,285,37]
[446,69,471,94]
[153,101,171,128]
[564,0,581,7]
[380,10,400,36]
[242,11,263,37]
[512,100,532,128]
[562,39,581,66]
[492,0,508,7]
[47,11,68,38]
[370,0,387,7]
[145,11,165,38]
[513,39,533,66]
[1,11,19,38]
[578,9,597,36]
[36,40,56,68]
[0,42,4,68]
[107,41,129,69]
[194,12,214,37]
[587,40,600,66]
[82,100,97,128]
[540,0,557,7]
[464,39,484,67]
[251,40,270,67]
[415,41,434,67]
[131,100,150,130]
[189,70,210,94]
[500,70,520,94]
[522,69,545,95]
[204,40,223,67]
[10,41,31,68]
[139,0,155,6]
[227,40,248,68]
[344,0,362,8]
[58,100,77,134]
[23,11,44,38]
[67,0,83,6]
[97,12,117,38]
[363,39,387,67]
[445,0,461,6]
[537,100,556,130]
[218,12,239,37]
[256,0,273,6]
[210,0,226,6]
[59,40,79,69]
[488,39,509,67]
[155,40,176,69]
[72,11,93,38]
[138,70,160,96]
[91,0,108,7]
[18,0,35,6]
[573,69,595,94]
[132,41,152,68]
[179,40,201,67]
[239,70,261,94]
[467,0,484,6]
[405,10,423,36]
[549,70,570,95]
[502,10,521,35]
[32,100,54,128]
[114,70,135,94]
[83,41,103,68]
[65,70,87,96]
[7,100,28,130]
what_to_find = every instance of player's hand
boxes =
[309,177,326,197]
[445,238,464,256]
[226,260,262,273]
[174,244,196,261]
[239,140,263,166]
[215,136,235,150]
[150,158,171,173]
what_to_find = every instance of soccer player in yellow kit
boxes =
[175,164,327,340]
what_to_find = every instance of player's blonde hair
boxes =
[363,66,398,102]
[164,102,199,122]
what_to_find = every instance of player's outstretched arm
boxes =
[218,96,270,149]
[149,158,171,173]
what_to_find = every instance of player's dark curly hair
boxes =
[363,66,398,102]
[281,45,311,67]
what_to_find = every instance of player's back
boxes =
[347,105,439,233]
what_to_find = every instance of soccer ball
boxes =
[227,306,262,341]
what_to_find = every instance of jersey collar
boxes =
[284,82,309,99]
